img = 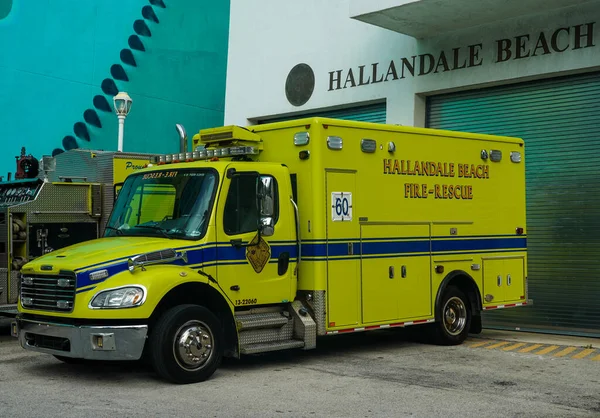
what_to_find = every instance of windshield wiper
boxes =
[133,224,174,239]
[104,225,124,236]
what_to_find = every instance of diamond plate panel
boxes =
[23,183,97,224]
[238,320,294,346]
[30,183,90,212]
[297,290,326,335]
[236,312,289,331]
[9,270,18,303]
[0,268,8,305]
[50,149,155,183]
[291,300,316,350]
[240,340,304,355]
[91,184,102,217]
[0,210,8,269]
[313,291,326,336]
[50,149,99,182]
[28,214,96,224]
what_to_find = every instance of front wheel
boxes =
[149,304,223,384]
[429,286,471,345]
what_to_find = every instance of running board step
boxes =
[240,340,304,355]
[236,312,289,331]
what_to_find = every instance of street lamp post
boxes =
[113,92,133,152]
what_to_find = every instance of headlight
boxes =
[89,286,146,309]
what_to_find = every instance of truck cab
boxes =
[15,146,300,383]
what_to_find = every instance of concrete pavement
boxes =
[1,326,600,417]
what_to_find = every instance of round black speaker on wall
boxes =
[285,63,315,107]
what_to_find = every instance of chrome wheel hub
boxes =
[173,320,213,370]
[443,296,467,336]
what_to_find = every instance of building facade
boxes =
[225,0,600,336]
[0,0,229,177]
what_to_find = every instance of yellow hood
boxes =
[21,236,203,290]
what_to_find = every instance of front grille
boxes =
[20,274,76,312]
[25,333,70,351]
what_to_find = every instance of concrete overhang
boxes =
[350,0,596,38]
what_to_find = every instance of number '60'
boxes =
[335,197,349,216]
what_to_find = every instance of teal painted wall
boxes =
[0,0,229,177]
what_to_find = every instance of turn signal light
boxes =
[435,265,444,274]
[516,227,524,235]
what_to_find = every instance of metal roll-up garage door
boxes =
[426,72,600,337]
[257,102,386,124]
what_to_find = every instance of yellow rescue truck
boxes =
[12,118,529,384]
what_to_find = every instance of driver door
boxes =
[215,164,296,308]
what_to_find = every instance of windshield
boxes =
[105,168,218,240]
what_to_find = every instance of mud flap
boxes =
[470,314,482,334]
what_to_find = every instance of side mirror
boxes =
[259,217,274,237]
[256,175,275,236]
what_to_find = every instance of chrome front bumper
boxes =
[13,317,148,361]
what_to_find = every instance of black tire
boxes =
[149,304,223,384]
[430,286,471,345]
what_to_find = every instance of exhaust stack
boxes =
[176,124,187,153]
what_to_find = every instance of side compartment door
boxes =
[396,225,432,319]
[215,165,296,308]
[361,224,431,323]
[361,224,399,323]
[483,257,526,304]
[503,257,526,303]
[326,171,359,328]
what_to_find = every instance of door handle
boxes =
[401,265,407,278]
[347,243,353,255]
[497,275,502,287]
[389,266,394,279]
[278,252,290,276]
[507,274,512,286]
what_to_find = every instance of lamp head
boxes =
[113,92,133,116]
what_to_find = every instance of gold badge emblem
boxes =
[246,234,271,273]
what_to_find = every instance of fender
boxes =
[152,268,234,312]
[149,275,239,357]
[434,270,482,321]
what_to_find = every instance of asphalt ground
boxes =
[1,323,599,418]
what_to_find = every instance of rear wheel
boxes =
[430,286,471,345]
[149,304,223,384]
